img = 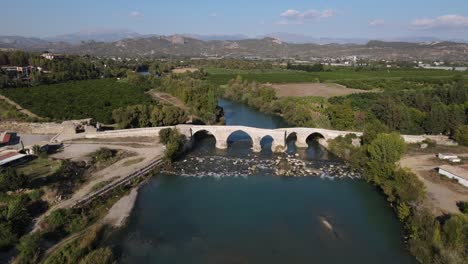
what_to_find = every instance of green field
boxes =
[206,67,468,87]
[0,79,153,123]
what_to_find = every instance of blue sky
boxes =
[2,0,468,39]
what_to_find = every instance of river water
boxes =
[109,99,415,264]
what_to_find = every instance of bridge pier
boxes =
[252,140,262,152]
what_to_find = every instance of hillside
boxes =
[1,35,468,62]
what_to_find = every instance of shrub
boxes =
[90,148,115,163]
[79,247,114,264]
[159,128,186,161]
[0,169,29,192]
[14,233,42,264]
[0,223,17,250]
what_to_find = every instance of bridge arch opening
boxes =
[260,135,274,153]
[286,132,298,153]
[306,132,325,144]
[192,130,216,150]
[305,132,326,159]
[227,130,253,148]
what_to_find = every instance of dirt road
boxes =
[33,139,164,231]
[400,154,468,215]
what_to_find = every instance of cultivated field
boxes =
[271,82,372,98]
[171,67,199,74]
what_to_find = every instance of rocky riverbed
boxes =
[165,153,361,180]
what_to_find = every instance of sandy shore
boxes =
[103,187,140,228]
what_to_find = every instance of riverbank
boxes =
[103,187,140,228]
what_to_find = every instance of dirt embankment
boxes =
[103,187,139,227]
[270,82,373,98]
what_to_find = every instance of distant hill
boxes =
[1,34,468,62]
[45,29,143,44]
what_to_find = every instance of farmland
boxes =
[0,79,153,123]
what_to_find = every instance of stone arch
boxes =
[227,130,254,149]
[192,129,217,148]
[306,132,325,142]
[260,135,274,152]
[306,132,328,148]
[285,132,298,152]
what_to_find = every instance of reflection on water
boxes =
[109,99,415,264]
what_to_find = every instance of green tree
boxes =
[7,198,31,234]
[329,103,355,130]
[361,119,388,145]
[0,223,17,249]
[424,102,448,134]
[0,169,29,192]
[366,133,406,164]
[15,233,42,264]
[79,247,114,264]
[397,202,411,222]
[454,125,468,146]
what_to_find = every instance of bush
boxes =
[0,169,29,192]
[79,247,114,264]
[0,223,17,250]
[90,148,115,163]
[159,128,186,161]
[14,233,42,264]
[44,225,104,264]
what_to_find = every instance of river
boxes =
[109,98,415,264]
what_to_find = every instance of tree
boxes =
[0,169,29,192]
[424,102,448,134]
[0,223,17,249]
[442,214,467,252]
[15,233,42,264]
[397,202,411,222]
[361,119,388,145]
[454,125,468,146]
[329,103,355,130]
[366,133,406,164]
[7,198,31,234]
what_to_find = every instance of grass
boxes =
[122,157,145,167]
[15,158,63,180]
[0,97,30,121]
[90,179,114,192]
[0,79,153,123]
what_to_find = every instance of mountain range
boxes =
[1,31,468,61]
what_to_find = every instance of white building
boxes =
[437,165,468,187]
[437,153,459,160]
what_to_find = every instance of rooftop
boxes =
[438,165,468,181]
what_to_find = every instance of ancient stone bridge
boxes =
[176,125,362,152]
[78,124,456,152]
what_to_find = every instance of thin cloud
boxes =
[369,19,385,26]
[129,11,144,18]
[279,8,335,24]
[411,14,468,29]
[209,12,218,17]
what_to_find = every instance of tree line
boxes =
[328,126,468,263]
